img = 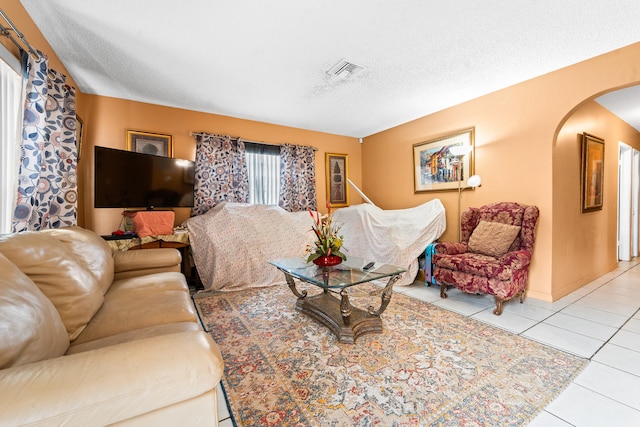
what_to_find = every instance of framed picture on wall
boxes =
[413,128,475,192]
[325,153,349,207]
[126,129,173,157]
[581,132,605,213]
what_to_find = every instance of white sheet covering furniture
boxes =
[186,200,446,290]
[186,203,315,291]
[333,199,446,286]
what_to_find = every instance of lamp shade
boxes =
[467,175,482,187]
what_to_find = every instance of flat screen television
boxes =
[94,146,195,209]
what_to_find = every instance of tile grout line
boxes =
[515,261,640,358]
[563,263,640,360]
[592,308,640,359]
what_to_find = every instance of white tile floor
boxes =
[215,259,640,426]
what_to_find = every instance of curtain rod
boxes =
[0,8,40,60]
[189,131,260,145]
[189,131,317,151]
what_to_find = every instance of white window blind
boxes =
[245,142,281,205]
[0,46,23,234]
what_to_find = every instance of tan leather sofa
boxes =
[0,226,224,426]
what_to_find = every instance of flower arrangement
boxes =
[306,207,347,264]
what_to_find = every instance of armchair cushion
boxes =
[468,221,521,258]
[435,241,467,255]
[433,250,531,281]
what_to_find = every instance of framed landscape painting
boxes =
[127,130,173,157]
[581,132,604,213]
[325,153,349,207]
[413,128,475,192]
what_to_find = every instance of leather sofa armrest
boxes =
[0,331,223,427]
[499,250,532,270]
[435,242,468,255]
[113,248,181,279]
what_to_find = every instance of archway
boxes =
[551,83,640,299]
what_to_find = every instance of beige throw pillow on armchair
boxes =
[468,221,521,258]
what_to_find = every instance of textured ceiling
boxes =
[19,0,640,137]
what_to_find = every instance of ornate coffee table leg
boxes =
[340,289,351,326]
[368,274,401,316]
[284,272,307,298]
[283,270,401,344]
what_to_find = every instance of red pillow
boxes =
[125,211,175,237]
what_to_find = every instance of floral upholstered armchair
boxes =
[432,202,539,315]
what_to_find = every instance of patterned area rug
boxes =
[194,283,587,426]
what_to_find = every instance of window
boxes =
[0,46,23,234]
[245,142,281,205]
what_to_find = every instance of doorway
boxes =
[634,150,640,257]
[618,142,640,261]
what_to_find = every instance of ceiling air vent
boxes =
[327,59,365,79]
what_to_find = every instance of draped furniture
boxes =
[432,202,539,315]
[185,200,446,291]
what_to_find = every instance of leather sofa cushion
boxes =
[42,226,115,295]
[0,331,223,426]
[66,322,201,355]
[113,248,181,274]
[0,253,69,368]
[0,232,104,341]
[73,272,197,345]
[109,271,189,293]
[468,221,521,258]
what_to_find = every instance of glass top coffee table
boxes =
[269,256,406,344]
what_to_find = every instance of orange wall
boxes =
[80,95,362,235]
[363,42,640,301]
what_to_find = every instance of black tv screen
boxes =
[94,146,195,209]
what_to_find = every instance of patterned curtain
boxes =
[279,144,317,212]
[192,133,249,216]
[12,51,77,232]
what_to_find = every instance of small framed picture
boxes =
[581,132,605,213]
[413,128,475,192]
[126,130,173,157]
[325,153,349,207]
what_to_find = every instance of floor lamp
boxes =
[449,145,481,242]
[453,174,482,241]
